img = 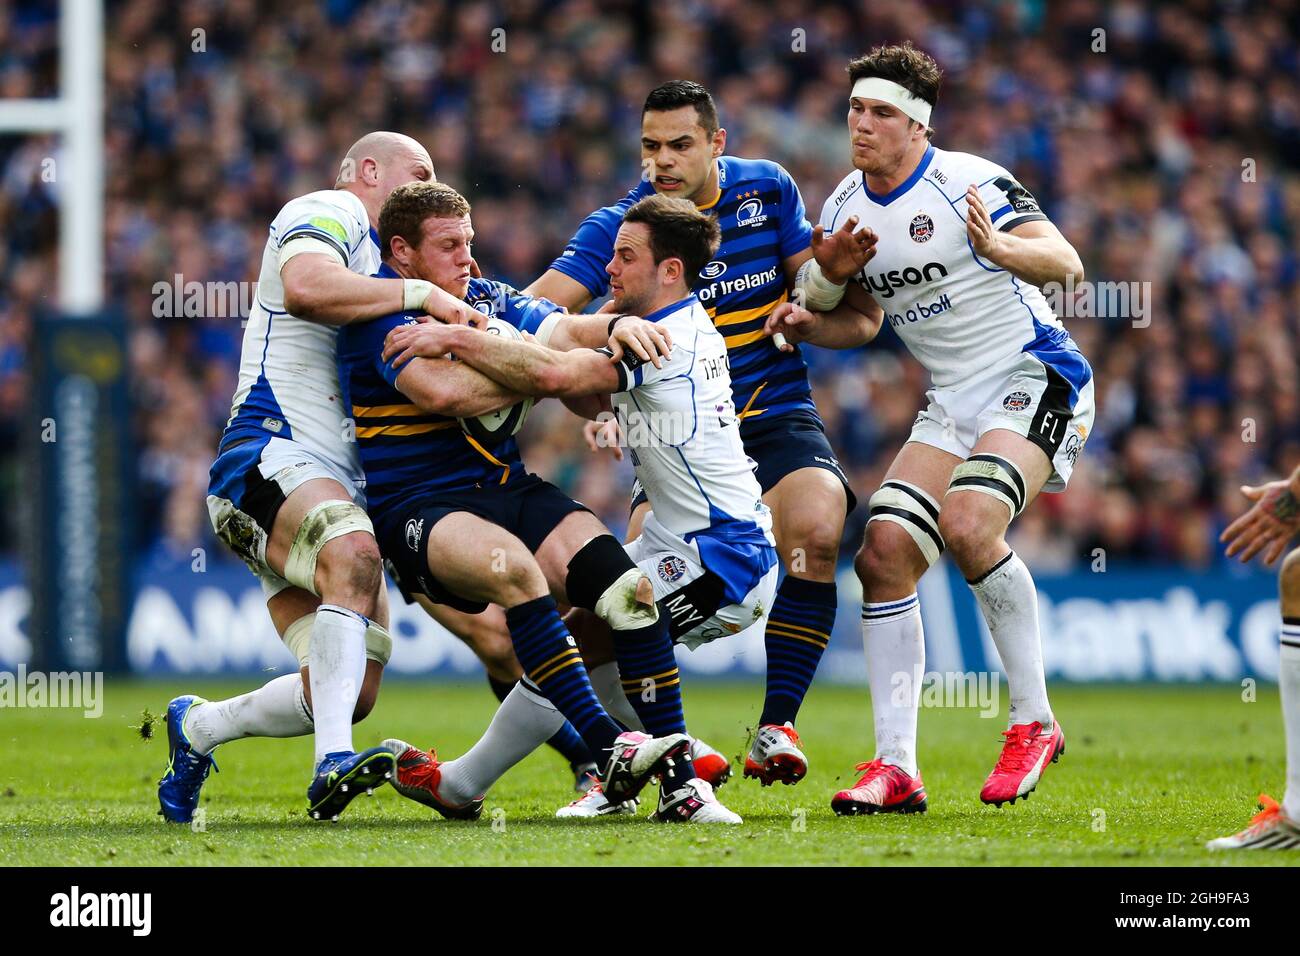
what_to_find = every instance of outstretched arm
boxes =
[765,280,883,351]
[281,254,487,327]
[393,356,528,418]
[524,269,596,313]
[1221,466,1300,565]
[384,323,622,399]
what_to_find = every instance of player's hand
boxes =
[764,300,816,352]
[382,321,463,368]
[1221,479,1300,565]
[965,185,1005,260]
[609,318,672,369]
[583,416,623,461]
[811,215,878,283]
[420,285,487,328]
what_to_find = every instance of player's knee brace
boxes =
[282,612,392,667]
[565,535,659,631]
[946,453,1027,521]
[283,500,375,594]
[867,479,945,568]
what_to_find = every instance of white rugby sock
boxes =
[1280,622,1300,821]
[185,674,314,756]
[862,595,924,777]
[969,551,1053,728]
[588,661,644,732]
[437,680,564,804]
[309,604,367,763]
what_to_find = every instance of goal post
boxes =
[3,0,131,675]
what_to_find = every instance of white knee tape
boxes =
[282,613,391,667]
[282,613,316,667]
[947,454,1027,520]
[283,500,374,594]
[364,621,392,667]
[867,480,945,567]
[595,567,660,630]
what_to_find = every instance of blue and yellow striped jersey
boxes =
[336,265,564,522]
[548,155,817,428]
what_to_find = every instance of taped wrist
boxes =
[795,258,847,311]
[403,278,435,311]
[565,535,660,630]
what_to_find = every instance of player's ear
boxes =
[390,235,411,268]
[712,127,726,158]
[662,257,682,286]
[360,156,381,186]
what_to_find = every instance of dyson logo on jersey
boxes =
[886,293,953,327]
[859,261,949,299]
[695,264,780,303]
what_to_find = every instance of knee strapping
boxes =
[867,480,945,568]
[565,535,659,631]
[282,612,391,667]
[284,499,374,594]
[947,454,1027,520]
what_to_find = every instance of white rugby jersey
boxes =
[821,144,1064,387]
[221,189,379,478]
[611,295,772,544]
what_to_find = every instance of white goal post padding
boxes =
[0,0,104,314]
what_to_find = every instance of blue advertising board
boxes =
[0,556,1286,682]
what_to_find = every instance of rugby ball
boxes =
[458,317,535,445]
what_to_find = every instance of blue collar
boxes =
[863,144,935,206]
[369,226,381,248]
[641,294,698,323]
[376,261,399,279]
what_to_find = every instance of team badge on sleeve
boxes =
[1002,391,1032,412]
[909,213,935,243]
[657,554,688,583]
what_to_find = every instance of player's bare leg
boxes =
[388,512,685,816]
[1209,478,1300,849]
[941,428,1063,807]
[265,479,384,754]
[745,466,846,786]
[832,441,954,816]
[418,595,599,788]
[564,499,732,790]
[159,557,392,823]
[532,510,738,822]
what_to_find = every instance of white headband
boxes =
[850,77,932,127]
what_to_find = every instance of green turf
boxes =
[0,679,1292,866]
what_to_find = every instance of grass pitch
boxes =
[0,679,1291,866]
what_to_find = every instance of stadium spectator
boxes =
[0,0,1297,573]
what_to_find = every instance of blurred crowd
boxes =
[1,0,1298,573]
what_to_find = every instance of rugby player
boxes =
[158,132,486,824]
[449,80,874,788]
[381,194,784,822]
[1208,471,1300,849]
[338,182,740,823]
[767,43,1093,813]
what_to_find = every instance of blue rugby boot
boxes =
[307,746,396,821]
[158,695,218,823]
